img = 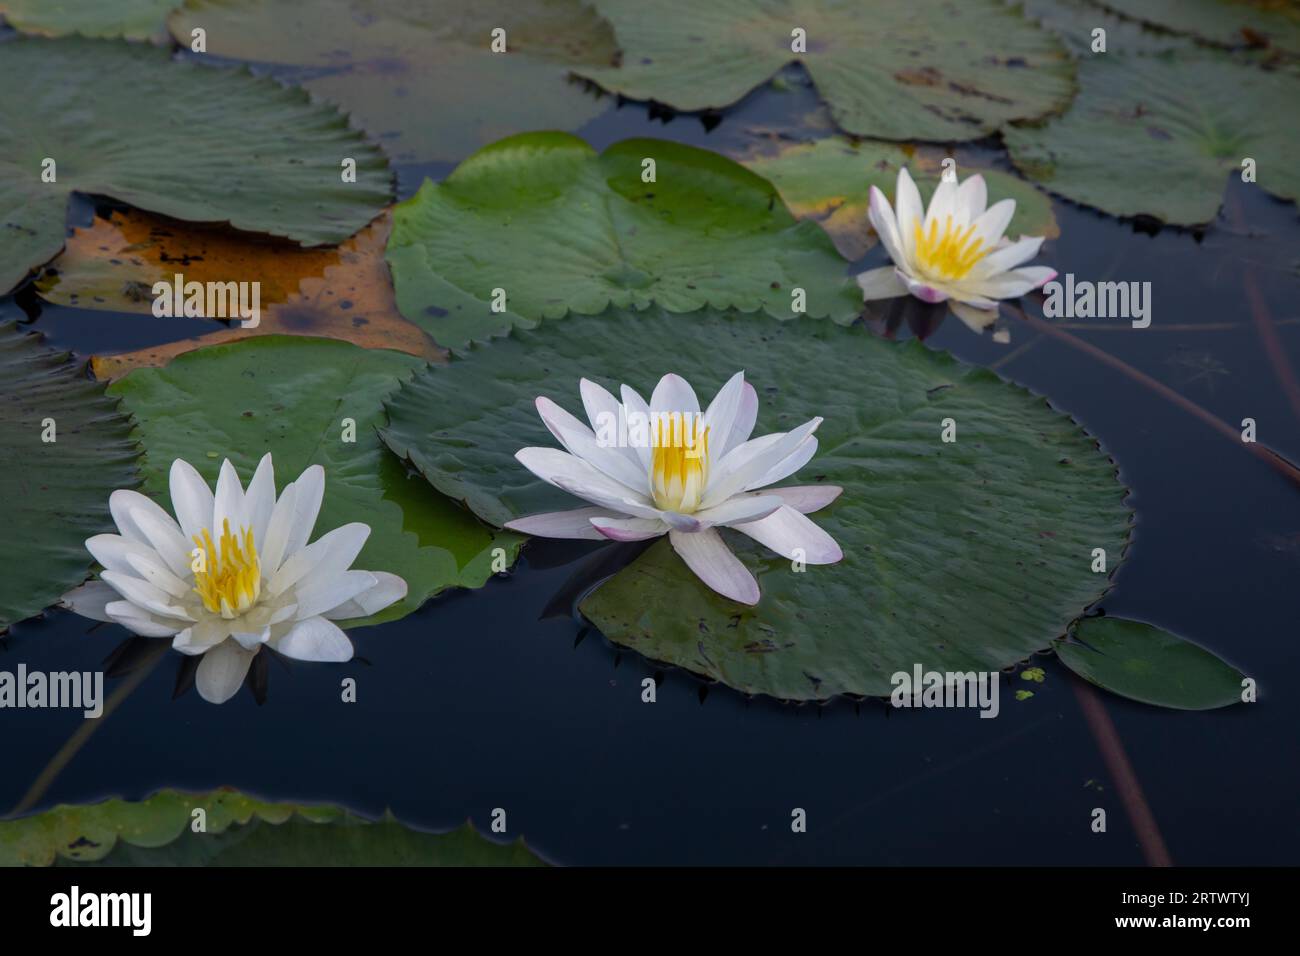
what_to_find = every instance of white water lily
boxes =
[505,372,843,605]
[856,166,1057,333]
[61,454,407,704]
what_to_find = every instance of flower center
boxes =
[192,519,261,618]
[913,214,987,281]
[650,413,709,513]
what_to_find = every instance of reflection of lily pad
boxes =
[387,132,859,348]
[0,789,546,866]
[107,336,518,626]
[36,210,443,379]
[0,0,179,40]
[1101,0,1300,54]
[0,324,140,633]
[381,307,1131,700]
[168,0,617,164]
[743,137,1059,259]
[578,0,1074,141]
[1056,617,1246,710]
[1005,52,1300,224]
[0,36,391,294]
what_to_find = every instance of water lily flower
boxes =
[856,166,1057,333]
[61,454,406,704]
[504,372,843,605]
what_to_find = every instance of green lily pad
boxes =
[1012,0,1194,55]
[1056,616,1246,710]
[0,0,179,40]
[1100,0,1300,54]
[168,0,617,165]
[0,789,546,866]
[380,307,1132,700]
[0,36,391,294]
[387,132,859,348]
[578,0,1075,141]
[1005,52,1300,224]
[106,335,518,626]
[742,137,1059,259]
[0,323,139,633]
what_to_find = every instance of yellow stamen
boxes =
[192,519,261,619]
[912,213,987,281]
[650,413,710,513]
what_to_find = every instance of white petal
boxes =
[195,640,256,704]
[270,616,353,663]
[104,600,184,638]
[748,435,818,490]
[650,373,699,418]
[268,522,370,597]
[867,184,907,268]
[948,300,1000,332]
[661,511,703,532]
[59,581,121,622]
[109,489,184,549]
[515,447,657,517]
[965,266,1058,301]
[212,458,247,537]
[169,459,215,541]
[292,569,377,620]
[705,417,822,507]
[953,173,987,224]
[732,505,843,564]
[618,385,654,470]
[923,177,958,232]
[700,371,746,462]
[172,617,229,656]
[231,627,271,651]
[894,167,925,260]
[971,235,1045,279]
[100,570,194,621]
[754,485,843,514]
[589,515,669,541]
[122,550,191,599]
[85,533,157,576]
[536,396,646,491]
[282,464,325,559]
[668,528,759,605]
[505,506,618,540]
[259,481,298,574]
[321,572,407,620]
[721,382,759,458]
[694,494,782,528]
[244,453,276,547]
[971,198,1016,249]
[857,265,907,301]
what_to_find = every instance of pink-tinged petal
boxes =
[59,581,120,623]
[516,447,659,518]
[321,571,408,620]
[668,528,759,605]
[971,198,1016,249]
[902,273,951,305]
[948,300,1000,332]
[169,458,214,541]
[269,616,353,663]
[580,378,642,469]
[970,235,1045,279]
[701,371,746,458]
[650,373,699,418]
[894,167,924,259]
[856,265,907,301]
[867,185,906,267]
[195,640,256,704]
[750,485,842,514]
[720,382,758,458]
[660,512,702,532]
[694,494,782,528]
[954,173,987,224]
[589,515,668,541]
[732,506,842,564]
[536,396,646,491]
[505,507,616,540]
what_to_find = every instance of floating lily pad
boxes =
[0,0,179,40]
[1012,0,1194,55]
[0,789,546,866]
[578,0,1075,141]
[107,336,518,626]
[36,210,443,379]
[0,323,140,633]
[1101,0,1300,54]
[0,36,391,294]
[387,132,858,348]
[380,307,1131,700]
[1056,617,1246,709]
[743,137,1059,259]
[168,0,617,164]
[1005,52,1300,224]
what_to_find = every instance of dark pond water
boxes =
[3,63,1297,865]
